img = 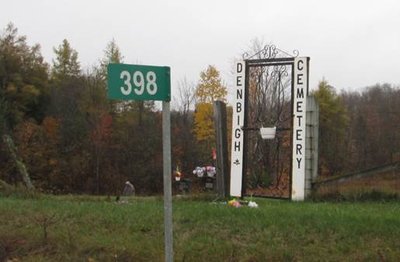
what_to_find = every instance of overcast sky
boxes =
[1,0,399,104]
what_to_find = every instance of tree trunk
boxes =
[2,134,34,190]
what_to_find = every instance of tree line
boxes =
[0,23,398,195]
[315,80,400,177]
[0,23,228,195]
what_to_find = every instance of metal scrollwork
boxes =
[242,44,299,60]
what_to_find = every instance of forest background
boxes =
[1,23,399,195]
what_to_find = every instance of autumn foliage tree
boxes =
[195,65,227,104]
[193,65,227,161]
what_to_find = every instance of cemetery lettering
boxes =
[292,57,307,200]
[230,61,246,197]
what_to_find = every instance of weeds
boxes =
[0,179,42,199]
[33,213,60,244]
[312,187,399,202]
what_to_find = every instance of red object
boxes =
[212,148,217,160]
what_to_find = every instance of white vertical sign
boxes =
[292,57,308,201]
[230,60,246,197]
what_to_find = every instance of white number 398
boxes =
[120,70,158,96]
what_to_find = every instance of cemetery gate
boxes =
[230,45,318,200]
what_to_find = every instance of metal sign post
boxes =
[108,63,173,261]
[162,100,173,262]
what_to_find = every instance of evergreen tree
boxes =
[99,38,123,79]
[313,79,349,176]
[0,23,48,189]
[0,23,49,131]
[51,39,80,81]
[81,39,124,193]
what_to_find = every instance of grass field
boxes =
[0,194,399,262]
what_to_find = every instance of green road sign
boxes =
[108,63,171,101]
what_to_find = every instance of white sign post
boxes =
[230,61,246,197]
[291,57,308,201]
